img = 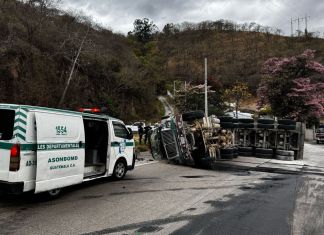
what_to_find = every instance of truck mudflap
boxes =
[0,181,24,194]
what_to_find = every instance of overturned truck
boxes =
[149,111,305,168]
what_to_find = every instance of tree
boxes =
[174,83,226,115]
[257,49,324,122]
[131,18,158,43]
[224,82,252,118]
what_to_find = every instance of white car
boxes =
[126,122,145,133]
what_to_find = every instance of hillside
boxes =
[158,27,324,92]
[0,1,324,122]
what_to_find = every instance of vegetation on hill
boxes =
[0,0,323,122]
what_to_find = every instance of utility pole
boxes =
[291,16,310,37]
[305,15,310,34]
[59,27,89,107]
[173,81,176,97]
[184,81,187,111]
[204,58,208,127]
[291,18,293,37]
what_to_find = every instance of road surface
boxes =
[0,144,324,234]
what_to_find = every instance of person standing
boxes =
[138,123,144,144]
[144,125,152,144]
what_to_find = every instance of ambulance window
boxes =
[0,109,15,140]
[113,122,129,139]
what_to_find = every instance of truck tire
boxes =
[238,118,254,123]
[276,150,294,156]
[256,153,273,159]
[278,119,296,125]
[276,155,294,161]
[239,152,253,157]
[232,118,239,123]
[257,124,275,129]
[255,148,273,155]
[257,119,275,124]
[219,116,233,122]
[220,122,234,129]
[238,123,254,129]
[278,124,296,130]
[220,148,235,154]
[221,153,234,159]
[182,110,205,121]
[113,160,127,180]
[238,147,253,157]
[238,147,253,152]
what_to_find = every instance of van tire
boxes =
[46,188,62,199]
[113,160,127,180]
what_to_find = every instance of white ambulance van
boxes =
[0,104,135,198]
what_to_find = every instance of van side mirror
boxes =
[127,128,133,139]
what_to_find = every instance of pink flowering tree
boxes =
[257,49,324,122]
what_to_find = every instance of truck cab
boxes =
[316,124,324,144]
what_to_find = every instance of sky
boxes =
[59,0,324,36]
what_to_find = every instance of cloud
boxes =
[59,0,324,36]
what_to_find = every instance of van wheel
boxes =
[47,188,62,199]
[113,160,126,180]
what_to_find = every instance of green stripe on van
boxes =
[13,126,26,133]
[14,118,27,126]
[16,133,26,141]
[21,107,28,113]
[16,111,27,119]
[0,142,14,150]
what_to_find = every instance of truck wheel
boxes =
[276,155,294,161]
[219,116,233,122]
[277,124,296,130]
[238,123,254,129]
[257,119,275,124]
[47,188,62,199]
[220,122,234,129]
[238,118,254,123]
[278,119,296,125]
[182,110,205,121]
[257,124,275,129]
[113,160,127,180]
[276,150,294,156]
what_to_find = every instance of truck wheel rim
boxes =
[116,163,125,178]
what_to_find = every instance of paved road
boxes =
[0,145,324,234]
